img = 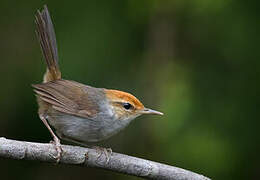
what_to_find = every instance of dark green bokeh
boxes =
[0,0,259,179]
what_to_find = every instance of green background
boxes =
[0,0,259,179]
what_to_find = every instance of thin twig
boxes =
[0,137,210,180]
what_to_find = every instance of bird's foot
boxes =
[94,146,112,164]
[50,136,62,163]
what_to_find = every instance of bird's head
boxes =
[105,89,163,121]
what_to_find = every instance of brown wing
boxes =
[32,79,100,119]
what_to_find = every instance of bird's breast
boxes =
[47,109,133,144]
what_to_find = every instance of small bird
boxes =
[33,5,163,161]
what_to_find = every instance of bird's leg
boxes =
[39,114,62,162]
[48,132,112,163]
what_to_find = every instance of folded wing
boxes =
[32,80,99,119]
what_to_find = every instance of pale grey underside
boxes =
[46,108,139,144]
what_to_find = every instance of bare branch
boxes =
[0,137,210,180]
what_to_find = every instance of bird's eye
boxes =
[123,103,132,110]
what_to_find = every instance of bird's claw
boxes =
[94,146,112,164]
[50,137,62,163]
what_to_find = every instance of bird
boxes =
[32,5,163,162]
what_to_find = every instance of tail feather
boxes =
[35,5,61,82]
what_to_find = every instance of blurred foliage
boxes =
[0,0,259,179]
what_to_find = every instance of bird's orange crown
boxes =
[105,89,144,110]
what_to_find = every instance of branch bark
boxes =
[0,137,210,180]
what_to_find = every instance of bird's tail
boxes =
[35,5,61,82]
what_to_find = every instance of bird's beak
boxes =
[140,108,164,115]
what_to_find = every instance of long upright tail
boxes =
[35,5,61,82]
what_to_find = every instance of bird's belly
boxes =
[47,113,131,143]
